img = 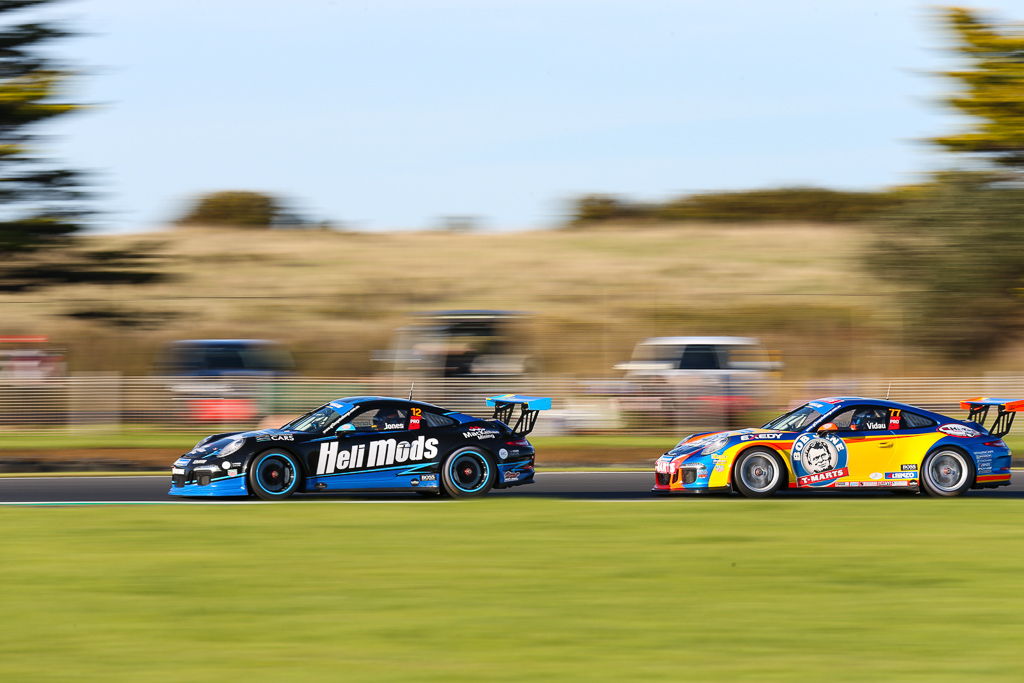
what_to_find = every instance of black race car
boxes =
[169,394,551,500]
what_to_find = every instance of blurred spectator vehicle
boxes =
[158,339,294,378]
[157,339,295,424]
[383,310,533,378]
[652,396,1017,498]
[0,336,65,381]
[615,337,781,429]
[616,336,779,378]
[169,393,551,500]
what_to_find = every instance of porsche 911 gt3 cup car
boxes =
[169,394,551,500]
[653,396,1018,498]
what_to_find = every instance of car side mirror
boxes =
[337,423,356,435]
[817,422,838,432]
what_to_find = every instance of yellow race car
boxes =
[653,396,1017,498]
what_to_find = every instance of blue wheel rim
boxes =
[448,451,490,493]
[254,453,297,495]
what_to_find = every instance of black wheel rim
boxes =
[449,453,489,493]
[255,455,295,494]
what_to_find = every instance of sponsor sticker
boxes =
[463,427,499,440]
[797,467,850,487]
[740,433,784,441]
[498,448,509,459]
[885,471,916,479]
[316,436,440,475]
[888,409,901,430]
[420,473,436,482]
[409,407,422,430]
[791,432,849,487]
[938,423,980,438]
[869,472,883,480]
[901,464,918,471]
[503,471,520,482]
[256,434,293,442]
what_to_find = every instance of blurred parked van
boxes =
[615,336,782,428]
[158,339,294,378]
[616,337,780,378]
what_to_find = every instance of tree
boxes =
[176,191,283,228]
[0,0,159,291]
[869,173,1024,357]
[930,7,1024,171]
[865,8,1024,359]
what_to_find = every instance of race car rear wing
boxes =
[960,397,1024,438]
[486,394,552,437]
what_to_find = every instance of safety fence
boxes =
[0,374,1021,438]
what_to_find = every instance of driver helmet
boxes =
[849,409,875,431]
[373,407,404,431]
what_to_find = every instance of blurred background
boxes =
[1,1,1023,468]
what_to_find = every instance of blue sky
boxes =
[29,0,1024,231]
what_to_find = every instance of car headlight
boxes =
[701,436,730,455]
[675,434,696,449]
[217,438,245,457]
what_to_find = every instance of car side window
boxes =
[677,345,721,370]
[421,411,457,428]
[345,407,410,432]
[897,410,937,430]
[830,406,890,432]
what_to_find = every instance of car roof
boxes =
[170,339,280,346]
[638,336,760,346]
[413,309,526,318]
[807,397,950,419]
[333,395,448,411]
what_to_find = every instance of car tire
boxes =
[248,450,302,501]
[920,448,974,497]
[733,448,785,498]
[440,448,496,498]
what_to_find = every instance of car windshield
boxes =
[633,344,684,362]
[281,405,344,433]
[762,404,824,431]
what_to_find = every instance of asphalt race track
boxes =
[2,471,1023,504]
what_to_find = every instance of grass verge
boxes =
[1,499,1023,680]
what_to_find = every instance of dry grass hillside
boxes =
[0,222,1003,377]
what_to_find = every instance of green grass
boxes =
[2,499,1023,681]
[0,428,209,450]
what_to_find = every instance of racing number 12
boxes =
[410,407,422,430]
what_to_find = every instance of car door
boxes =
[825,405,904,487]
[308,403,445,488]
[885,408,941,484]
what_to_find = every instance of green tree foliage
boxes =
[654,188,907,223]
[568,187,908,226]
[177,191,283,228]
[930,7,1024,170]
[0,0,161,292]
[869,173,1024,357]
[869,7,1024,358]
